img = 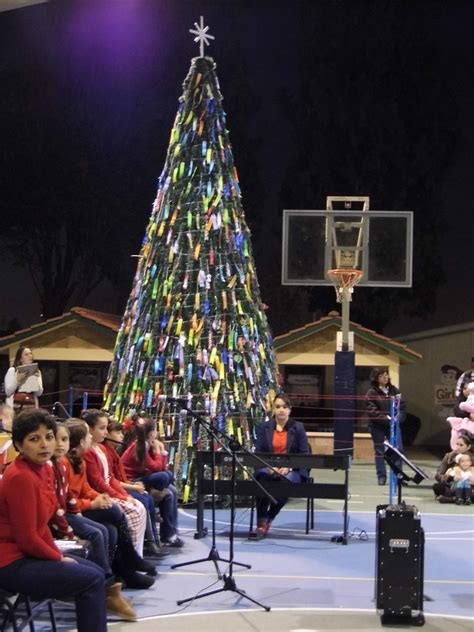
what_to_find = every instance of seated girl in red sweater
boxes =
[103,418,168,557]
[81,409,147,556]
[50,422,137,620]
[121,414,182,547]
[0,409,107,632]
[64,419,155,590]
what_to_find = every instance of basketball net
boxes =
[327,268,364,303]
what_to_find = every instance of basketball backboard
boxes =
[282,210,413,287]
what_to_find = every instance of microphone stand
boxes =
[172,404,272,611]
[52,402,70,419]
[171,407,251,579]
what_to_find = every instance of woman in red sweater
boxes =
[121,414,182,547]
[0,409,107,632]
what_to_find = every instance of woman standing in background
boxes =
[4,347,43,413]
[366,367,406,485]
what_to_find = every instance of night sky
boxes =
[1,0,473,338]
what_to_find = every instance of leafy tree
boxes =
[0,12,175,320]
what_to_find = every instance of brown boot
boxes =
[106,582,137,622]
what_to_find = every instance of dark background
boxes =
[1,0,473,338]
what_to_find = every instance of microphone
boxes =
[52,402,70,419]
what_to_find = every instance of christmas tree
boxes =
[104,28,278,500]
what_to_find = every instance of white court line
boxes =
[179,507,474,520]
[323,494,430,500]
[108,606,474,624]
[355,535,474,540]
[164,571,474,585]
[280,504,470,512]
[180,507,474,518]
[327,499,363,503]
[425,537,472,542]
[179,508,473,539]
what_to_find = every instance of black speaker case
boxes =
[375,503,425,624]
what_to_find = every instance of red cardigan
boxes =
[83,445,127,501]
[0,456,61,567]
[120,439,168,480]
[49,459,75,540]
[63,457,99,513]
[102,441,129,484]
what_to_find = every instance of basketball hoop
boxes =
[327,268,364,303]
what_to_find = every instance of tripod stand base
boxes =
[171,546,251,579]
[177,573,270,611]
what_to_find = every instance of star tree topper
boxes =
[189,16,214,57]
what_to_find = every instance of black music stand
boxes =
[383,441,428,504]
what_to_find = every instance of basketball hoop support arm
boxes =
[341,291,351,352]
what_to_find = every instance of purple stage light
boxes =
[60,1,163,86]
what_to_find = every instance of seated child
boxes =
[120,414,182,548]
[446,382,474,450]
[103,418,168,558]
[50,422,136,621]
[433,435,473,502]
[81,409,148,556]
[64,419,156,589]
[446,453,473,505]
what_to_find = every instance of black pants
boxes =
[255,469,304,523]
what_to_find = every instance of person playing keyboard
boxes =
[254,393,310,539]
